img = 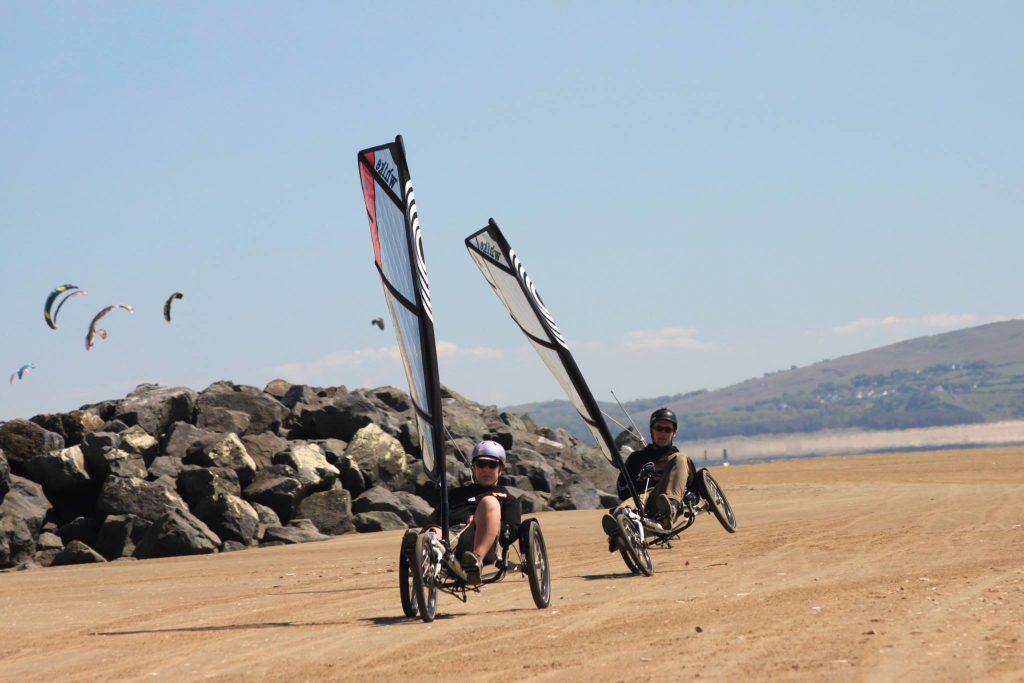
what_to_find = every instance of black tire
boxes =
[521,519,551,608]
[412,532,439,622]
[399,531,418,618]
[616,514,654,576]
[699,469,737,533]
[618,544,641,574]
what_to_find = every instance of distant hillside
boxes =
[505,320,1024,442]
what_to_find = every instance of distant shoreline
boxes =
[678,419,1024,465]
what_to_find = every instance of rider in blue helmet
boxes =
[425,439,522,585]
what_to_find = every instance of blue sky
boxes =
[2,2,1022,421]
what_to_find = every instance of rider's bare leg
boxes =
[472,495,501,558]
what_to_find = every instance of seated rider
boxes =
[602,407,697,544]
[425,440,522,585]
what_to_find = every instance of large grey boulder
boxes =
[240,432,288,470]
[161,422,216,461]
[29,411,105,447]
[25,446,91,494]
[94,514,149,560]
[134,508,221,558]
[176,467,241,507]
[272,442,339,492]
[58,516,101,547]
[194,405,252,435]
[183,433,257,487]
[0,513,35,567]
[113,384,197,438]
[353,510,407,532]
[295,488,354,535]
[344,423,413,491]
[51,540,107,566]
[242,466,304,523]
[194,382,288,435]
[549,476,602,511]
[296,391,385,441]
[0,449,9,501]
[352,486,412,524]
[1,476,50,536]
[81,429,147,480]
[193,493,260,546]
[0,419,64,477]
[262,518,330,544]
[97,476,188,522]
[392,491,434,527]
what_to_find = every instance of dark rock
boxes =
[58,516,101,546]
[297,391,380,441]
[598,490,620,508]
[84,445,146,481]
[113,384,198,438]
[97,476,188,522]
[195,404,252,434]
[352,486,412,524]
[81,431,121,464]
[51,539,107,565]
[94,514,149,560]
[336,455,366,496]
[1,476,50,537]
[262,518,330,544]
[515,459,560,493]
[193,493,260,545]
[29,411,104,446]
[242,466,303,523]
[0,419,64,477]
[353,510,407,532]
[0,450,9,501]
[392,491,434,527]
[514,490,551,514]
[250,502,281,542]
[240,432,287,470]
[177,467,241,507]
[101,419,130,433]
[315,438,348,465]
[295,488,354,535]
[134,508,221,558]
[0,513,35,567]
[25,446,91,494]
[194,382,288,435]
[271,442,338,492]
[161,422,215,461]
[549,477,602,511]
[147,455,186,480]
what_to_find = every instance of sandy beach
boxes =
[1,447,1021,682]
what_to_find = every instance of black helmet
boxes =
[649,407,677,430]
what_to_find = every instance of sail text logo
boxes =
[475,239,501,262]
[375,159,399,189]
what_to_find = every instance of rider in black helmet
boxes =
[601,407,697,545]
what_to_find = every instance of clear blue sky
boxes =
[2,2,1022,421]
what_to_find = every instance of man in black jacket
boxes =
[601,407,696,542]
[426,440,522,585]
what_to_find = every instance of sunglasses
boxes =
[652,425,675,434]
[473,459,502,469]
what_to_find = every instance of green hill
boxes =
[503,320,1024,443]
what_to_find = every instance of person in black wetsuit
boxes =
[601,407,697,544]
[425,440,522,585]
